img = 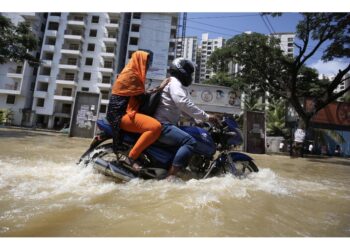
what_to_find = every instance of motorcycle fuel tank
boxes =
[180,126,216,157]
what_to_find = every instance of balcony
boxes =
[48,15,60,22]
[58,60,80,71]
[37,75,51,82]
[101,48,115,58]
[7,67,23,79]
[43,44,55,52]
[61,44,82,56]
[0,82,21,95]
[129,31,140,38]
[64,30,84,42]
[105,19,119,29]
[67,18,85,27]
[21,13,37,21]
[56,75,78,86]
[34,91,48,99]
[131,19,142,25]
[41,60,52,67]
[46,30,58,37]
[54,89,75,102]
[54,108,71,118]
[99,62,114,73]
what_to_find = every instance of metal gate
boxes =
[69,92,100,138]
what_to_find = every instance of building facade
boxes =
[198,33,225,83]
[271,32,295,57]
[0,13,46,126]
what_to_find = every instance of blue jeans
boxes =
[157,123,196,169]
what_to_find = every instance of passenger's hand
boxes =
[148,78,170,93]
[159,77,170,90]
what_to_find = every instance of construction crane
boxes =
[181,12,187,57]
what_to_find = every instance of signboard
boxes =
[69,92,100,138]
[244,111,266,154]
[306,99,350,130]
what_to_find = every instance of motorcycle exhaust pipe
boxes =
[94,158,136,182]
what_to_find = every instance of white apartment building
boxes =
[198,33,225,83]
[333,73,350,99]
[175,36,198,62]
[271,32,295,57]
[0,13,46,126]
[31,12,120,129]
[121,12,179,89]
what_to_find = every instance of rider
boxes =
[107,50,168,170]
[153,58,219,179]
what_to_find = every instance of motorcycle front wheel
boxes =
[222,159,259,178]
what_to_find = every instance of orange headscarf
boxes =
[112,50,149,96]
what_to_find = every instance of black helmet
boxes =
[169,58,195,86]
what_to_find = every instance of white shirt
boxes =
[153,77,209,124]
[294,128,305,143]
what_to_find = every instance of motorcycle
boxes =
[78,115,259,182]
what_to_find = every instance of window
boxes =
[67,58,77,65]
[69,44,79,50]
[129,37,138,46]
[106,46,115,53]
[87,43,95,51]
[89,29,97,37]
[46,37,56,45]
[33,67,38,76]
[50,13,61,16]
[131,24,140,32]
[48,22,59,31]
[100,104,107,113]
[81,87,89,91]
[102,75,111,83]
[83,72,91,81]
[133,13,141,19]
[41,23,45,32]
[30,81,36,91]
[288,42,293,47]
[41,67,51,76]
[16,65,23,74]
[100,90,109,100]
[62,88,72,96]
[128,50,135,59]
[65,73,75,80]
[288,37,293,42]
[37,98,45,107]
[85,58,93,66]
[104,61,113,68]
[91,16,99,23]
[6,95,16,104]
[62,104,72,114]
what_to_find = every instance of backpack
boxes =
[138,90,163,116]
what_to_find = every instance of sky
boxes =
[3,1,349,78]
[185,12,348,77]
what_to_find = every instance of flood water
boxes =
[1,127,350,237]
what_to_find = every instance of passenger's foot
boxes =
[118,155,142,172]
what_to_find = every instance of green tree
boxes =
[266,99,289,137]
[0,14,39,66]
[208,13,350,131]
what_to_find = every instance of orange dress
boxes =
[111,51,162,160]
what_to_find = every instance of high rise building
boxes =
[30,13,121,129]
[271,32,295,57]
[198,33,225,83]
[0,13,46,126]
[119,12,179,89]
[0,12,179,129]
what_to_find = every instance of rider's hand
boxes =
[208,114,221,126]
